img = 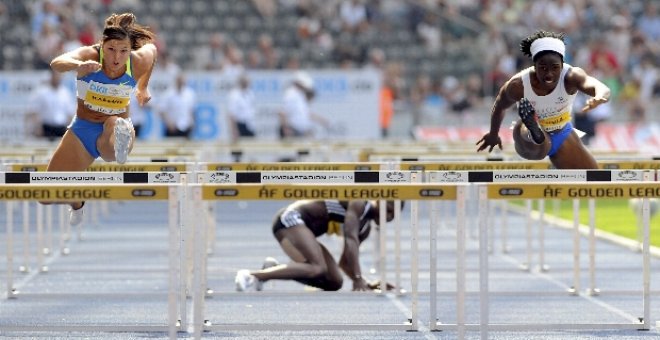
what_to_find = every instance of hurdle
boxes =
[471,181,657,338]
[189,179,461,339]
[0,168,198,336]
[203,162,411,288]
[200,162,393,276]
[197,169,413,293]
[0,182,181,339]
[398,160,660,267]
[429,168,654,297]
[2,163,190,282]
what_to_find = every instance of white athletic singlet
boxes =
[520,63,576,132]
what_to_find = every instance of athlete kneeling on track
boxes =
[235,199,402,292]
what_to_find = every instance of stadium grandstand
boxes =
[1,0,657,142]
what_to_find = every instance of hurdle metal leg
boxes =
[409,198,419,331]
[429,200,438,330]
[59,205,70,255]
[569,199,580,295]
[478,186,489,340]
[642,198,650,330]
[20,201,30,273]
[538,199,548,272]
[379,200,387,294]
[394,199,402,295]
[586,198,600,296]
[6,201,17,298]
[192,186,206,339]
[168,185,181,339]
[45,204,53,256]
[501,200,509,253]
[36,203,46,272]
[456,186,467,339]
[521,200,533,271]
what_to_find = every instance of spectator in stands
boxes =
[158,73,196,139]
[572,91,610,146]
[78,19,99,46]
[234,199,400,292]
[441,75,473,125]
[416,12,441,54]
[153,50,181,84]
[409,74,432,130]
[45,12,157,225]
[34,22,63,69]
[194,32,226,71]
[364,47,386,70]
[30,0,60,42]
[59,18,82,52]
[26,69,76,140]
[251,0,277,20]
[221,43,246,83]
[257,33,280,69]
[379,70,397,138]
[227,74,257,141]
[543,0,581,35]
[637,2,660,44]
[278,71,328,138]
[245,49,263,69]
[339,0,369,34]
[477,31,610,169]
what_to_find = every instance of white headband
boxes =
[530,37,565,59]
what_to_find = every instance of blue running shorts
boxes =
[69,116,102,158]
[547,122,573,157]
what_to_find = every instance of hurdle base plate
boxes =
[586,288,601,296]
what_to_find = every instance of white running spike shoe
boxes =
[255,257,279,291]
[114,118,133,164]
[69,204,84,226]
[235,269,256,292]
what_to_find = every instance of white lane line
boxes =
[500,254,648,325]
[386,292,438,340]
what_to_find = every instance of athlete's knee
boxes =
[306,263,329,279]
[515,142,549,160]
[103,115,119,129]
[513,122,550,160]
[323,277,343,291]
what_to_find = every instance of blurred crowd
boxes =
[9,0,660,137]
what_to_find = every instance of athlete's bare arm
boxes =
[132,43,157,106]
[476,76,524,152]
[338,201,370,291]
[50,46,101,76]
[565,66,610,112]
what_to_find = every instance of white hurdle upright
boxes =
[0,173,184,340]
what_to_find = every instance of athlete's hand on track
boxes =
[352,277,370,291]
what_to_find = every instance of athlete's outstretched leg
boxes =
[513,120,551,160]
